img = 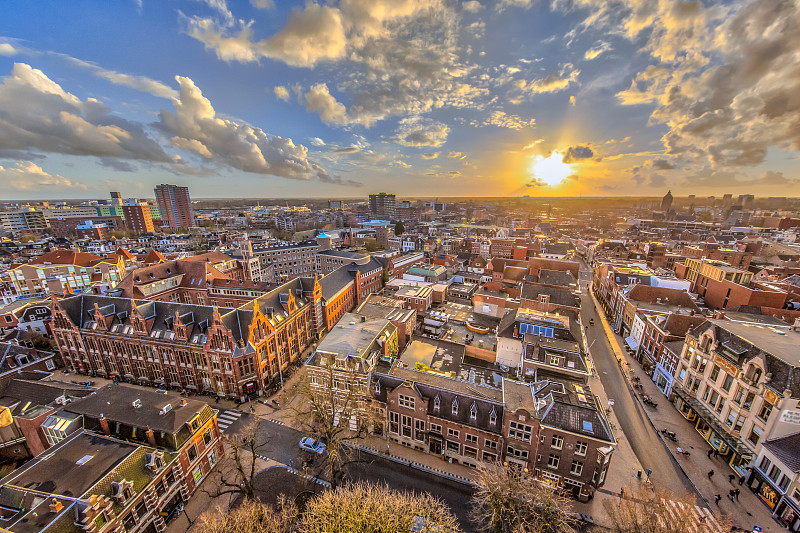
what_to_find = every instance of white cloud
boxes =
[249,0,273,9]
[59,55,178,99]
[584,42,610,60]
[195,0,233,23]
[304,83,348,125]
[512,64,579,101]
[0,161,87,191]
[478,109,536,129]
[462,0,482,13]
[497,0,534,12]
[309,137,326,146]
[273,85,290,101]
[0,63,170,162]
[158,76,356,185]
[0,43,18,56]
[393,116,450,147]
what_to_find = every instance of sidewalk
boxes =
[593,300,783,533]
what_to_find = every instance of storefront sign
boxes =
[759,483,778,509]
[779,410,800,425]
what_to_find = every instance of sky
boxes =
[0,0,799,201]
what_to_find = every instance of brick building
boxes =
[47,216,123,238]
[121,202,154,234]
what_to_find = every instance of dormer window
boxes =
[452,398,459,416]
[489,406,497,426]
[111,480,135,504]
[433,395,440,412]
[374,380,381,394]
[470,402,477,421]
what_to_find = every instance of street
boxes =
[578,262,696,493]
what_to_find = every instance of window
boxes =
[733,386,744,405]
[570,461,584,476]
[466,434,478,444]
[507,446,529,460]
[464,446,478,459]
[399,395,415,409]
[725,409,737,428]
[708,390,719,408]
[575,441,588,456]
[401,415,412,438]
[710,365,720,382]
[509,421,533,442]
[489,407,497,426]
[134,500,147,521]
[743,391,756,410]
[452,398,459,416]
[722,374,734,392]
[193,465,203,483]
[470,402,477,421]
[203,430,212,446]
[483,451,497,462]
[389,412,399,434]
[415,419,425,442]
[768,465,782,483]
[447,441,460,453]
[747,424,762,446]
[188,444,198,462]
[715,397,725,415]
[485,439,498,450]
[551,435,564,450]
[374,381,380,394]
[430,423,442,434]
[757,401,773,422]
[94,513,107,529]
[547,454,560,469]
[123,513,136,531]
[779,475,790,492]
[447,428,460,439]
[433,396,440,412]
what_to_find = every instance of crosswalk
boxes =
[662,499,724,533]
[217,410,242,434]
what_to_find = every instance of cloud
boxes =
[393,117,450,147]
[185,4,347,67]
[0,63,170,162]
[606,0,800,170]
[562,144,594,163]
[447,151,463,158]
[58,55,178,99]
[0,43,18,56]
[0,161,87,191]
[584,42,610,61]
[569,95,576,106]
[249,0,273,9]
[304,83,348,125]
[497,0,534,11]
[522,139,544,150]
[195,0,233,23]
[273,86,290,102]
[98,157,138,172]
[462,0,482,12]
[479,110,536,129]
[421,152,440,159]
[650,158,674,170]
[511,64,579,102]
[157,76,353,185]
[309,137,326,146]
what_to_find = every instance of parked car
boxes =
[298,437,326,454]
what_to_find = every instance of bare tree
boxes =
[471,462,578,533]
[195,498,297,533]
[604,484,730,533]
[300,481,461,533]
[289,357,383,490]
[204,419,268,502]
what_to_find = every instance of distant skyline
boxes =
[1,0,799,200]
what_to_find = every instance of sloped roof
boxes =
[28,249,101,267]
[763,432,800,473]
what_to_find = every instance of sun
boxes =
[530,151,573,186]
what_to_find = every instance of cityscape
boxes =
[2,1,800,533]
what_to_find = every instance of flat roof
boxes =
[710,319,800,367]
[316,313,392,358]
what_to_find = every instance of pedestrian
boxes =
[708,469,715,480]
[708,449,714,459]
[714,494,722,504]
[728,489,736,501]
[734,489,740,501]
[738,475,745,486]
[249,405,254,413]
[729,474,736,484]
[714,449,719,459]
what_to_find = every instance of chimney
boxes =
[49,498,63,514]
[100,415,110,435]
[145,425,156,447]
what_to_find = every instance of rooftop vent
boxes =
[160,403,172,415]
[132,399,142,409]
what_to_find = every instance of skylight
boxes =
[76,454,93,465]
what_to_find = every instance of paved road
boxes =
[578,263,695,493]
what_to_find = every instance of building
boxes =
[48,216,123,238]
[121,201,154,234]
[251,241,319,280]
[369,193,396,219]
[0,386,220,533]
[356,294,416,349]
[316,249,369,274]
[0,210,49,233]
[672,319,800,479]
[154,184,195,228]
[110,191,123,205]
[643,313,707,396]
[660,190,673,211]
[51,278,322,399]
[748,432,800,531]
[394,285,433,315]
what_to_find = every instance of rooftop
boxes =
[315,313,393,360]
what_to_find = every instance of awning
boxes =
[625,336,640,350]
[673,385,753,458]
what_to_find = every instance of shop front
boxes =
[653,362,674,397]
[747,467,781,512]
[774,498,800,532]
[673,386,752,477]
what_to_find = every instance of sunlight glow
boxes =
[530,151,573,186]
